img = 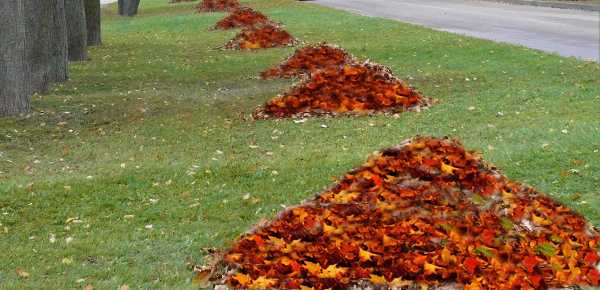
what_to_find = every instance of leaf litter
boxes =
[197,137,600,289]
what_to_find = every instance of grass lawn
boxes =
[1,0,599,288]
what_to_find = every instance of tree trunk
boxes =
[0,0,31,117]
[65,0,88,61]
[84,0,101,45]
[48,0,69,83]
[119,0,140,16]
[118,0,124,15]
[25,0,52,93]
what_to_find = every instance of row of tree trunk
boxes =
[0,0,104,117]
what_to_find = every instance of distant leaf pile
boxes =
[254,62,427,119]
[260,43,356,79]
[169,0,195,3]
[224,24,297,50]
[218,137,600,289]
[196,0,239,12]
[215,7,274,30]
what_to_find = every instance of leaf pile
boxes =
[254,62,427,119]
[221,137,600,289]
[195,0,239,12]
[215,7,274,30]
[260,43,356,79]
[224,24,297,50]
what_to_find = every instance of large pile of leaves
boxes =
[260,43,356,79]
[196,0,239,12]
[224,24,297,50]
[254,62,427,119]
[218,137,600,289]
[215,7,274,30]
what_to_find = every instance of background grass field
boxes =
[0,0,599,288]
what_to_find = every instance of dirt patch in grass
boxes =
[254,62,428,119]
[202,137,600,289]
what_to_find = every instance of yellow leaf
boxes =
[243,41,262,49]
[303,261,322,276]
[192,268,212,288]
[318,264,347,279]
[369,274,387,285]
[441,162,458,175]
[359,248,379,262]
[300,286,315,290]
[441,247,456,264]
[250,276,277,289]
[268,236,286,249]
[15,268,30,279]
[323,223,343,235]
[390,277,411,287]
[331,191,360,203]
[232,273,252,286]
[383,235,398,247]
[532,214,552,226]
[424,262,443,275]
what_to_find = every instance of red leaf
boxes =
[584,251,599,265]
[522,256,538,273]
[589,269,600,286]
[481,229,496,246]
[463,257,479,274]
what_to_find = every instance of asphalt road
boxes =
[313,0,600,61]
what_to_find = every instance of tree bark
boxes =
[119,0,141,16]
[0,0,31,117]
[84,0,101,45]
[118,0,125,15]
[65,0,88,61]
[25,0,53,94]
[48,0,69,83]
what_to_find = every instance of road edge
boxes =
[476,0,600,11]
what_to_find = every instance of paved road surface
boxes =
[101,0,117,4]
[313,0,600,61]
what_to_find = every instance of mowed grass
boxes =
[1,0,599,288]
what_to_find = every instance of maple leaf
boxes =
[231,273,252,286]
[584,251,599,265]
[318,264,347,279]
[359,248,379,262]
[463,257,479,274]
[529,274,543,287]
[531,214,552,226]
[303,261,322,276]
[522,256,539,273]
[424,262,443,275]
[589,268,600,285]
[15,268,30,279]
[191,268,213,288]
[480,229,496,246]
[441,247,457,264]
[250,276,277,289]
[440,162,458,175]
[369,274,387,285]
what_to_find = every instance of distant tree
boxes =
[0,0,31,117]
[65,0,89,61]
[119,0,141,16]
[48,0,69,83]
[85,0,102,45]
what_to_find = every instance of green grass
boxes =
[1,0,599,288]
